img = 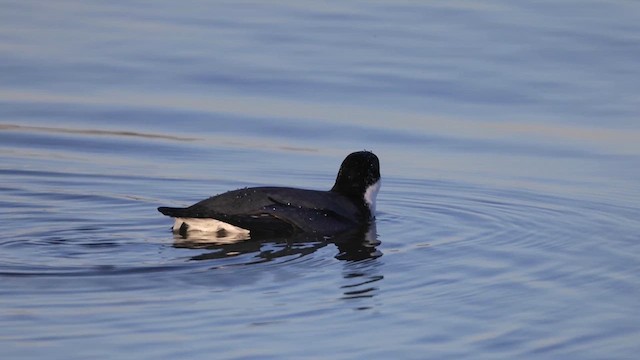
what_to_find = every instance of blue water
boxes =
[2,1,640,359]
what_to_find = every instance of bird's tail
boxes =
[158,206,190,217]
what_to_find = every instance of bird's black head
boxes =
[331,151,381,214]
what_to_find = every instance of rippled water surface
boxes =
[2,1,640,359]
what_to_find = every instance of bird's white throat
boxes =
[364,180,381,217]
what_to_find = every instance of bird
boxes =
[158,151,380,239]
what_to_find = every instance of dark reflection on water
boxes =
[341,272,384,301]
[171,224,385,307]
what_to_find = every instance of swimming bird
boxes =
[158,151,380,238]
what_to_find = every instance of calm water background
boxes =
[2,1,640,359]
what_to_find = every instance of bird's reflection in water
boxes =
[173,224,383,310]
[337,224,384,309]
[173,223,381,263]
